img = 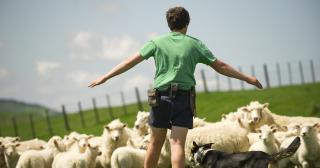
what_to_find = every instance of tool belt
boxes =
[147,83,196,116]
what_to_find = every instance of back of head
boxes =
[166,6,190,30]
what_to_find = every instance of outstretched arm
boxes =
[210,59,263,89]
[88,52,144,88]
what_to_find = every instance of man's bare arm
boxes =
[88,52,144,88]
[210,59,263,89]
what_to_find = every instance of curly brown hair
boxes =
[166,6,190,31]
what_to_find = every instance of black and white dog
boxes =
[190,136,300,168]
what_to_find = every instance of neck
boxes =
[172,27,187,34]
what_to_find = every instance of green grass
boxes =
[1,83,319,141]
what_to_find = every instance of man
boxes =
[88,6,263,168]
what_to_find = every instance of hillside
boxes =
[0,99,59,118]
[0,83,319,140]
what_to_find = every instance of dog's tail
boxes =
[270,136,300,161]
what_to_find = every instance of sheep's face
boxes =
[77,137,89,152]
[87,144,102,156]
[4,143,20,157]
[242,101,269,123]
[134,112,149,130]
[260,129,276,143]
[105,124,126,142]
[287,124,301,135]
[300,125,317,139]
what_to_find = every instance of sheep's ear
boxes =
[313,123,319,128]
[204,143,214,148]
[263,103,269,108]
[14,137,20,142]
[192,141,198,148]
[123,124,127,128]
[87,143,91,148]
[221,114,226,119]
[104,125,110,131]
[272,129,277,133]
[15,143,20,147]
[53,140,59,147]
[241,107,250,112]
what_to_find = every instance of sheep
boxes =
[278,124,320,168]
[0,142,8,168]
[241,101,320,128]
[193,117,214,128]
[2,142,20,168]
[0,137,20,145]
[184,120,250,166]
[274,123,301,143]
[16,138,46,153]
[95,119,131,168]
[111,132,171,168]
[248,125,279,155]
[133,111,150,136]
[52,143,101,168]
[16,136,66,168]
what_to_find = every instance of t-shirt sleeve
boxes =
[139,41,156,60]
[197,41,217,65]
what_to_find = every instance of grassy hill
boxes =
[0,83,319,140]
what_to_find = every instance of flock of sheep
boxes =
[1,101,320,168]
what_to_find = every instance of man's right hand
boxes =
[246,77,263,89]
[88,76,107,88]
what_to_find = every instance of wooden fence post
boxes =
[310,60,316,83]
[135,87,143,111]
[78,101,86,128]
[299,61,305,84]
[45,109,53,136]
[201,69,209,93]
[106,94,114,119]
[263,64,270,88]
[29,113,36,138]
[12,117,18,137]
[276,63,282,87]
[92,98,100,124]
[215,73,220,92]
[251,65,256,77]
[61,105,71,132]
[238,67,244,90]
[120,91,128,115]
[288,62,293,85]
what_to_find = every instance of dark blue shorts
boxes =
[149,93,194,129]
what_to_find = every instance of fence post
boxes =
[263,64,270,88]
[135,87,144,111]
[92,98,100,124]
[276,63,282,87]
[106,94,114,119]
[61,105,71,132]
[29,113,36,138]
[299,61,305,84]
[238,67,244,90]
[120,91,128,115]
[45,109,53,136]
[251,65,256,77]
[215,73,220,92]
[12,117,18,137]
[310,60,316,83]
[78,101,86,128]
[227,77,232,91]
[200,69,209,93]
[288,62,293,85]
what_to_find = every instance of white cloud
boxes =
[65,71,99,88]
[70,32,140,61]
[35,61,61,76]
[0,68,9,79]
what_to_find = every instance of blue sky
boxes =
[0,0,319,112]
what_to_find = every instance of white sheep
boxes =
[184,120,250,166]
[16,136,66,168]
[0,142,7,168]
[241,101,320,128]
[274,123,301,143]
[52,143,101,168]
[248,125,279,155]
[110,146,146,168]
[2,142,20,168]
[278,124,320,168]
[193,117,214,128]
[95,119,131,168]
[133,111,150,136]
[16,138,46,153]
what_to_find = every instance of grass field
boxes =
[1,83,319,141]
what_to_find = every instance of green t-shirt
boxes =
[139,32,217,91]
